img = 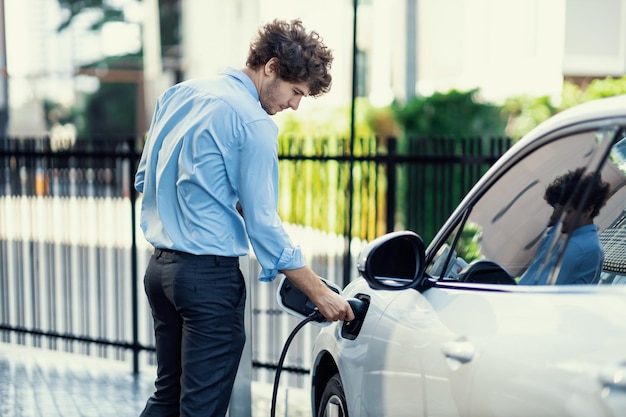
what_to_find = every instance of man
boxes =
[134,19,354,417]
[519,167,610,285]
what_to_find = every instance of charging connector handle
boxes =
[346,298,367,318]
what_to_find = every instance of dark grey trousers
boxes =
[140,248,246,417]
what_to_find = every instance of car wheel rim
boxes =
[322,394,347,417]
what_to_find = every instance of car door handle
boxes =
[599,364,626,389]
[441,337,476,364]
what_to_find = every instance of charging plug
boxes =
[342,295,370,340]
[347,298,368,318]
[310,297,367,324]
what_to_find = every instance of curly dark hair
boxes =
[246,19,333,97]
[544,167,610,218]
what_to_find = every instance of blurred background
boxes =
[2,0,625,143]
[1,2,625,415]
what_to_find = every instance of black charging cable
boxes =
[270,310,325,417]
[270,298,367,417]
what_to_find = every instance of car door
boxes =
[418,121,626,416]
[358,287,473,417]
[421,283,626,417]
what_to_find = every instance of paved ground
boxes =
[0,343,311,417]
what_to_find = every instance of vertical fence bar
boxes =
[344,0,358,289]
[128,137,141,374]
[386,138,397,233]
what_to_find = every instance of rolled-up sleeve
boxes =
[258,246,305,282]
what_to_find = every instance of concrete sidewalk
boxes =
[0,343,311,417]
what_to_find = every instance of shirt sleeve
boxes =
[134,151,147,193]
[237,120,305,281]
[135,94,166,194]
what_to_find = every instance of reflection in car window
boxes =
[427,126,626,285]
[517,168,610,285]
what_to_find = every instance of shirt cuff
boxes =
[257,246,305,282]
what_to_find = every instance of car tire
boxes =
[318,373,349,417]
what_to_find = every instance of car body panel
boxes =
[429,284,626,417]
[311,95,626,417]
[315,280,626,417]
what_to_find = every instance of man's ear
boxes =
[581,205,595,220]
[264,57,279,76]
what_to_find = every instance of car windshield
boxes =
[427,125,626,285]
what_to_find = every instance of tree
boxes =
[393,89,507,141]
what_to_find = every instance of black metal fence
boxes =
[0,135,508,387]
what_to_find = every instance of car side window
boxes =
[427,127,626,285]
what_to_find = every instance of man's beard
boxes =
[260,78,280,115]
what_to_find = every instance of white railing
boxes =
[0,194,364,390]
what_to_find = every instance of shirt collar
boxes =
[222,67,259,101]
[570,223,598,236]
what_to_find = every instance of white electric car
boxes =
[310,95,626,417]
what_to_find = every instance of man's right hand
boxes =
[281,266,355,322]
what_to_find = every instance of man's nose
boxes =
[289,96,302,111]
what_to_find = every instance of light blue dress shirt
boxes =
[519,224,603,285]
[135,67,305,281]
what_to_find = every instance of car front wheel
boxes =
[318,374,349,417]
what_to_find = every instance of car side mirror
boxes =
[357,231,425,290]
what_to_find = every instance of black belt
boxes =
[154,248,238,264]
